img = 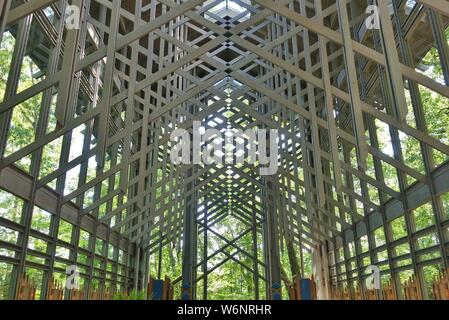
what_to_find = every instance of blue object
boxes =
[300,279,312,300]
[272,282,282,300]
[152,280,164,300]
[181,284,191,300]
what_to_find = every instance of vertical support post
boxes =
[428,9,449,86]
[157,237,163,279]
[376,0,409,122]
[0,0,11,41]
[54,0,84,127]
[265,179,282,300]
[313,243,331,300]
[181,167,195,300]
[141,250,149,292]
[202,200,208,300]
[134,245,140,291]
[336,0,368,170]
[252,203,260,300]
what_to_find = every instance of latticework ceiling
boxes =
[1,0,449,300]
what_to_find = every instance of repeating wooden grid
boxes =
[0,0,448,299]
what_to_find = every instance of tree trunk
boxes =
[280,265,291,288]
[286,238,301,279]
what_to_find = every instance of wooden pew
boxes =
[46,277,64,300]
[403,276,423,300]
[163,276,174,300]
[333,287,350,300]
[89,287,102,300]
[381,280,397,300]
[353,283,362,300]
[365,289,378,300]
[16,274,36,300]
[432,269,449,300]
[103,287,112,300]
[332,280,397,300]
[69,288,84,300]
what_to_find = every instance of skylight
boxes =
[205,0,251,22]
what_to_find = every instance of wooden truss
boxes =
[0,0,449,299]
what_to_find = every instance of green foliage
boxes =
[0,32,14,100]
[112,289,147,300]
[422,265,441,299]
[413,203,435,231]
[390,216,407,241]
[112,291,127,300]
[0,263,13,299]
[0,189,23,225]
[129,290,147,300]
